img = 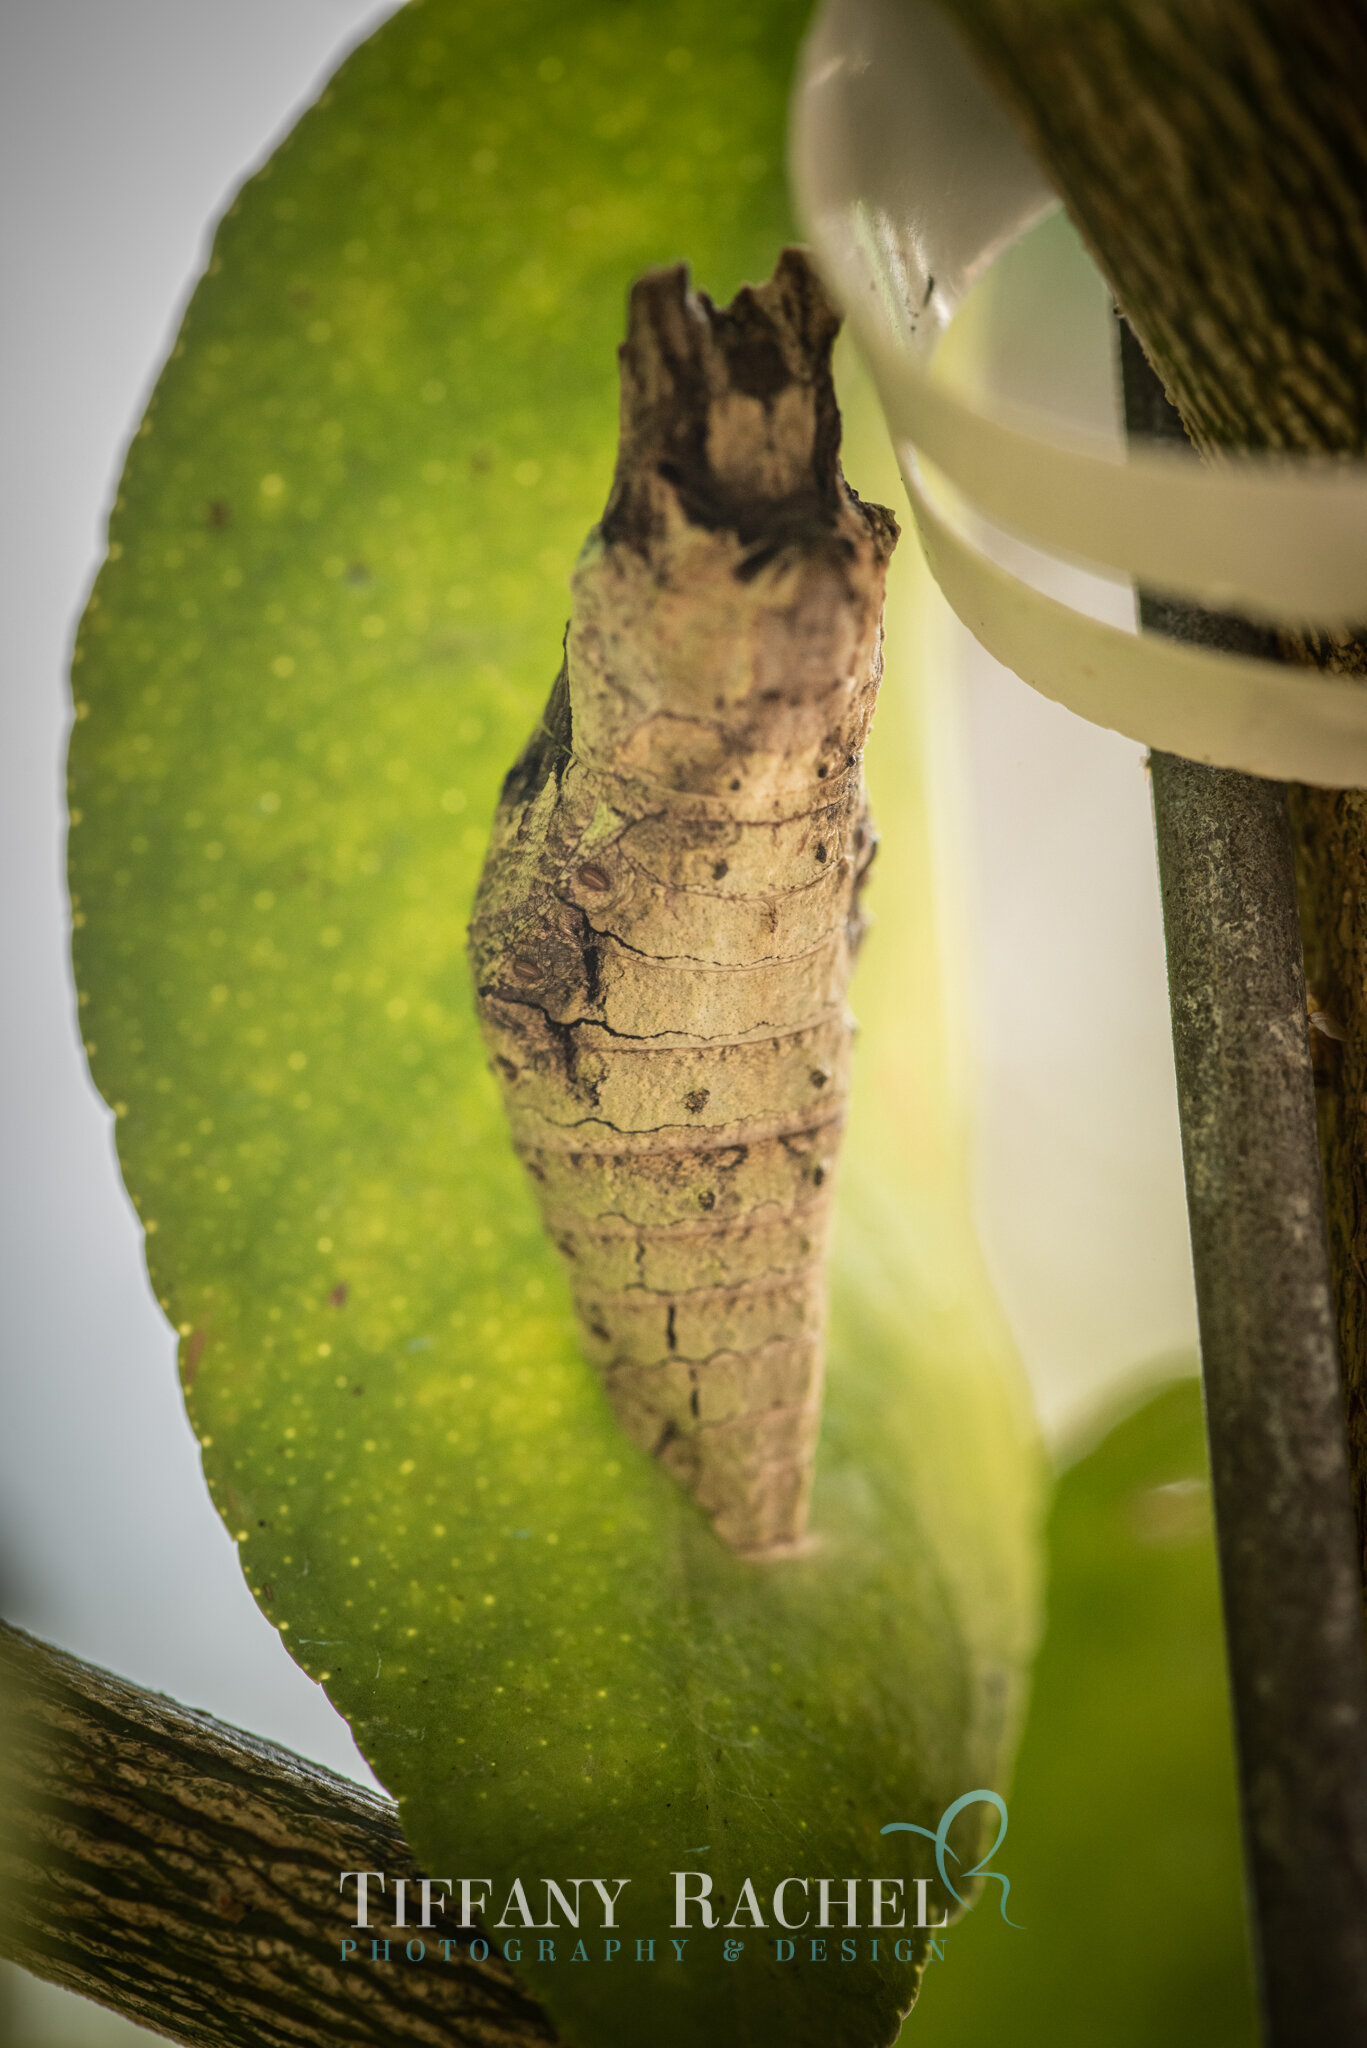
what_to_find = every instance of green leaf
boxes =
[67,2,1044,2040]
[913,1376,1258,2048]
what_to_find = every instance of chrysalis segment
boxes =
[469,250,897,1552]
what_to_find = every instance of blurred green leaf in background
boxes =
[913,1377,1258,2046]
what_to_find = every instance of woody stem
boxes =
[1121,322,1367,2045]
[0,1620,559,2048]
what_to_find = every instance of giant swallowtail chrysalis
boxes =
[469,249,897,1552]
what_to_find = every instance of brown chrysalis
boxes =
[468,249,896,1552]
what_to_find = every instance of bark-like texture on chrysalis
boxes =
[468,249,897,1553]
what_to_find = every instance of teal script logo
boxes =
[882,1790,1020,1927]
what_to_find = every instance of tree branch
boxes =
[944,0,1367,1585]
[1123,301,1367,2048]
[0,1621,559,2048]
[932,3,1367,2034]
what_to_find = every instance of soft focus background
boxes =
[1,3,1206,2041]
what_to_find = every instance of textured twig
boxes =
[1124,298,1367,2048]
[0,1621,558,2048]
[925,0,1367,2028]
[468,249,896,1552]
[945,0,1367,1588]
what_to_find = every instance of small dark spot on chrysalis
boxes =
[511,956,541,985]
[495,1056,519,1082]
[853,826,865,850]
[846,753,857,767]
[684,1089,710,1115]
[557,1236,577,1261]
[714,695,725,711]
[329,1283,349,1308]
[817,764,829,780]
[577,863,610,893]
[207,499,231,530]
[589,1319,611,1343]
[761,688,782,703]
[689,1383,701,1419]
[812,1164,826,1187]
[810,1069,828,1090]
[698,1190,716,1212]
[814,844,827,863]
[525,1160,545,1183]
[712,859,728,880]
[729,778,741,792]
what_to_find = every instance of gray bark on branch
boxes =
[933,4,1367,2036]
[941,0,1367,1584]
[0,1621,559,2048]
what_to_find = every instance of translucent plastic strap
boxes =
[790,0,1367,787]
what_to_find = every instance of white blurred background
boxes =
[0,4,1195,2039]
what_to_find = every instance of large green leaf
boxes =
[67,2,1043,2040]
